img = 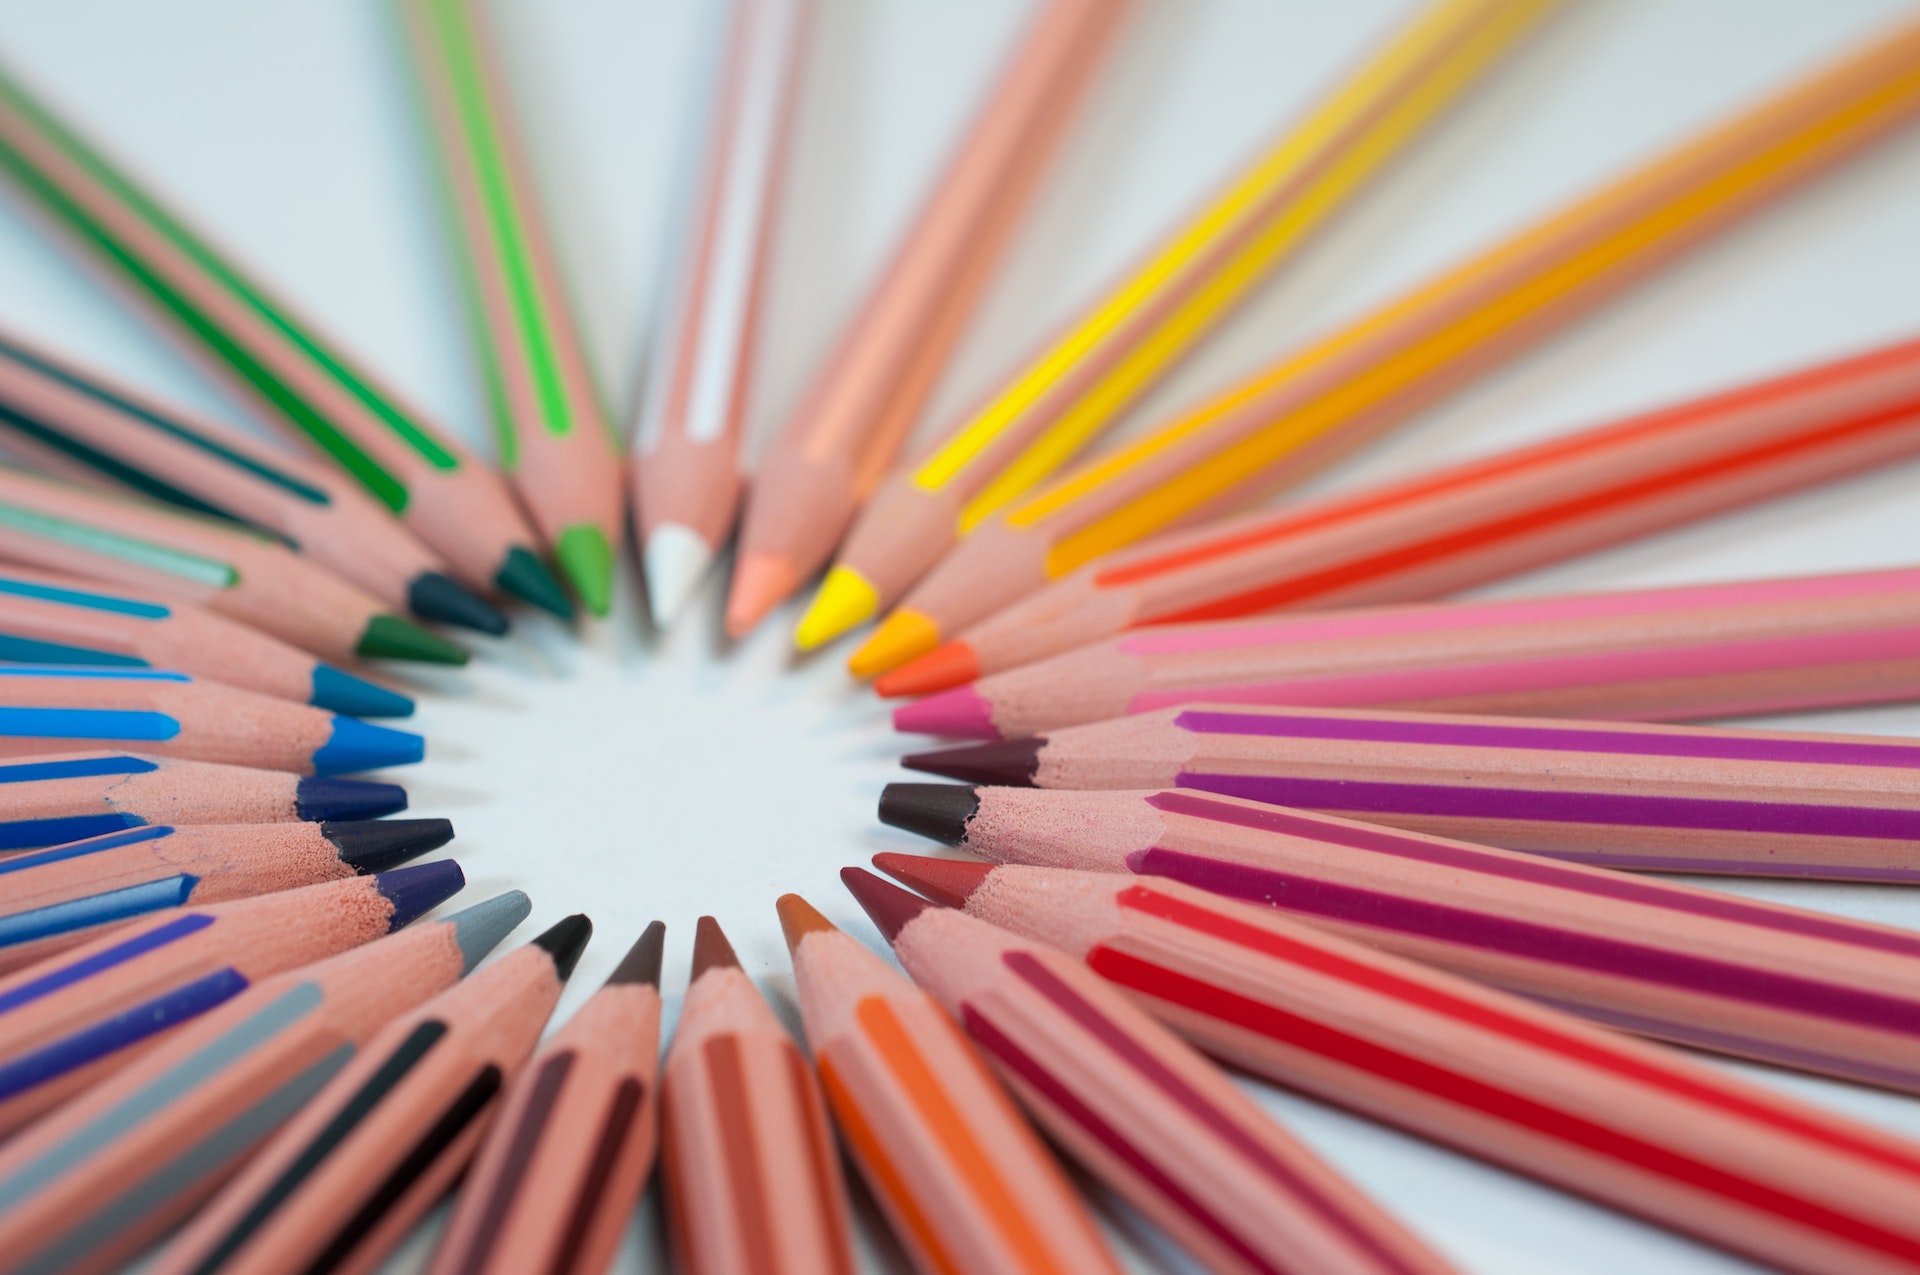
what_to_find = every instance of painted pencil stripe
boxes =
[1094,948,1920,1263]
[789,1040,856,1275]
[0,814,146,851]
[1181,772,1920,842]
[960,1004,1281,1275]
[0,968,247,1101]
[0,572,171,618]
[0,634,149,667]
[0,874,199,946]
[0,501,238,588]
[1535,851,1920,881]
[0,401,250,528]
[444,1049,574,1275]
[184,1018,449,1274]
[0,753,156,783]
[0,707,182,742]
[818,1055,963,1275]
[1145,791,1920,958]
[0,823,171,874]
[706,1033,779,1275]
[547,1076,645,1275]
[1133,846,1920,1036]
[0,665,189,680]
[0,911,212,1014]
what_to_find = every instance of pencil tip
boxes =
[324,817,454,872]
[873,639,980,696]
[533,913,593,980]
[691,915,740,977]
[795,567,878,650]
[293,776,409,821]
[447,890,531,971]
[873,853,992,908]
[902,738,1042,786]
[725,553,799,638]
[892,685,996,737]
[372,858,465,930]
[311,717,426,775]
[841,866,932,943]
[357,614,469,666]
[607,921,666,987]
[408,572,510,636]
[848,608,941,679]
[308,666,416,718]
[495,546,575,620]
[776,893,836,952]
[878,783,981,845]
[643,525,714,628]
[554,525,615,617]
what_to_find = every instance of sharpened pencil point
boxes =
[725,553,800,638]
[796,567,879,650]
[496,546,575,620]
[873,853,992,908]
[902,738,1042,786]
[408,571,510,636]
[892,685,995,737]
[643,525,714,629]
[357,614,469,666]
[776,894,836,952]
[533,913,593,980]
[873,638,980,696]
[373,859,465,930]
[294,776,409,821]
[842,867,934,942]
[311,716,426,775]
[308,666,415,718]
[555,525,615,617]
[692,915,740,977]
[608,921,666,987]
[323,817,454,872]
[878,783,981,845]
[448,891,531,971]
[849,609,942,679]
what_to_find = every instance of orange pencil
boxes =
[843,867,1458,1275]
[777,893,1124,1275]
[881,855,1920,1275]
[148,914,589,1275]
[724,0,1131,635]
[661,916,855,1275]
[428,921,666,1275]
[0,891,527,1275]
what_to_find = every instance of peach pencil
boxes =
[0,751,408,852]
[879,334,1920,695]
[0,326,506,634]
[724,0,1131,635]
[661,916,855,1275]
[906,703,1920,879]
[0,666,423,774]
[427,921,664,1275]
[0,817,452,974]
[0,465,466,666]
[0,890,527,1275]
[879,783,1920,1091]
[854,17,1920,677]
[149,913,586,1275]
[0,859,462,1138]
[0,565,413,717]
[895,565,1920,739]
[633,0,809,627]
[842,868,1458,1275]
[880,855,1920,1275]
[0,61,572,618]
[777,893,1124,1275]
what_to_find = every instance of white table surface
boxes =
[1,2,1919,1271]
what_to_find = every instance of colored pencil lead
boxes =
[871,852,991,908]
[407,571,509,636]
[293,776,410,822]
[903,739,1042,786]
[355,613,469,666]
[303,667,416,719]
[877,782,980,846]
[691,913,739,977]
[607,918,666,987]
[840,866,931,942]
[495,545,574,621]
[324,817,455,873]
[532,912,594,980]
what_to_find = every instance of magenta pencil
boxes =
[897,565,1920,738]
[879,854,1920,1275]
[880,782,1920,1093]
[906,702,1920,879]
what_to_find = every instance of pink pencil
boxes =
[843,867,1458,1275]
[879,783,1920,1092]
[897,565,1920,738]
[881,854,1920,1275]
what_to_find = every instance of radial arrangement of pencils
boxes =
[0,2,1917,1274]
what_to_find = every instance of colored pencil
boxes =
[0,859,462,1137]
[0,327,507,634]
[633,0,808,628]
[906,703,1920,880]
[0,62,572,618]
[0,817,452,973]
[879,782,1920,1091]
[776,892,1125,1275]
[853,16,1920,676]
[724,0,1131,637]
[0,890,526,1275]
[148,914,587,1275]
[879,854,1920,1275]
[0,564,414,717]
[0,666,423,774]
[842,867,1458,1275]
[661,916,855,1275]
[399,0,624,617]
[880,334,1920,694]
[0,464,466,666]
[0,752,407,851]
[895,565,1920,738]
[428,921,664,1275]
[798,0,1557,650]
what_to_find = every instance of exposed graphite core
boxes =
[902,738,1043,786]
[692,914,741,977]
[293,776,410,821]
[878,783,981,846]
[532,913,594,980]
[608,920,667,987]
[495,545,575,620]
[840,866,932,942]
[408,570,510,636]
[872,852,993,909]
[322,817,455,872]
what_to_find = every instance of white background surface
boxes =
[1,1,1920,1271]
